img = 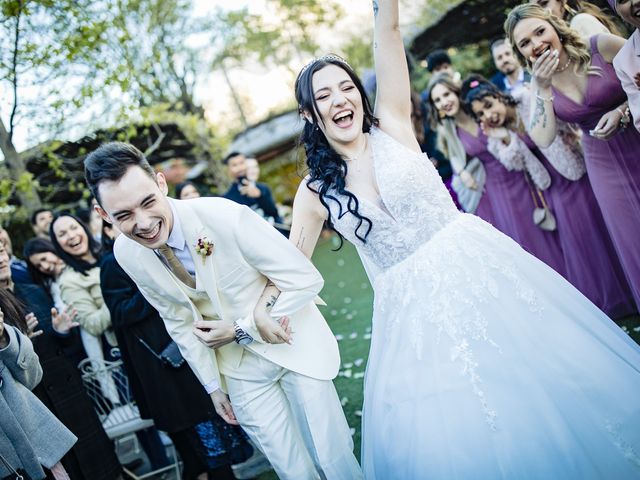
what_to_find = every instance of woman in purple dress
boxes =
[461,75,636,317]
[426,74,566,275]
[507,4,640,309]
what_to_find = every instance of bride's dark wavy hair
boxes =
[295,55,378,246]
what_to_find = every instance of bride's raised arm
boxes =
[373,0,419,150]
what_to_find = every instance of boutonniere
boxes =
[194,236,214,264]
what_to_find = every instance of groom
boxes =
[84,143,362,480]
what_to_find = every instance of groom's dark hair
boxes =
[84,142,156,205]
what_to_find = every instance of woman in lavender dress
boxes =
[426,74,566,275]
[461,75,636,317]
[507,4,640,309]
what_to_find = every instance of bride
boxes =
[287,0,640,478]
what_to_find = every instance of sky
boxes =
[5,1,423,153]
[193,0,378,130]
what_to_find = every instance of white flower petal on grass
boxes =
[353,358,364,367]
[355,410,363,417]
[363,333,372,340]
[349,332,358,339]
[340,396,349,406]
[350,428,356,436]
[335,334,344,341]
[343,362,353,369]
[354,372,365,379]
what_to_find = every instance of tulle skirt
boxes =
[362,214,640,479]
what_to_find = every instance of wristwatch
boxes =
[233,321,253,346]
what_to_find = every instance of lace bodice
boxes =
[326,127,459,270]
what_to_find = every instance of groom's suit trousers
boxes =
[225,349,363,480]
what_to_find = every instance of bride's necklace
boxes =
[345,135,369,173]
[556,56,572,73]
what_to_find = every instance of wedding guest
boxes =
[0,289,76,480]
[244,158,260,183]
[176,181,202,200]
[223,152,287,235]
[50,214,118,368]
[490,38,531,94]
[31,208,54,239]
[223,153,281,220]
[0,226,30,284]
[609,0,640,133]
[100,222,253,480]
[462,75,636,317]
[528,0,622,38]
[1,238,123,480]
[426,73,567,275]
[507,3,640,308]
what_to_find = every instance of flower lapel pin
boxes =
[195,236,214,264]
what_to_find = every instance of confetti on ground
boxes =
[340,308,348,314]
[337,259,345,266]
[634,326,640,332]
[341,396,349,406]
[349,332,358,339]
[335,334,344,341]
[338,281,346,288]
[355,410,363,417]
[346,314,353,320]
[344,297,352,304]
[622,326,630,333]
[341,369,353,378]
[353,358,364,367]
[331,309,337,316]
[365,326,372,333]
[354,372,365,379]
[363,333,372,340]
[343,362,354,369]
[361,283,369,289]
[350,428,356,436]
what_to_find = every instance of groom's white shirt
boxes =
[113,197,340,393]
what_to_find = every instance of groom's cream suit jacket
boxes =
[114,197,340,391]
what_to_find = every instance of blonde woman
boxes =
[507,3,640,311]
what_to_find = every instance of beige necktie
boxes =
[158,244,196,288]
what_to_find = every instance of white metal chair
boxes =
[78,356,181,479]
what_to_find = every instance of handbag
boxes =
[451,157,486,214]
[0,453,32,480]
[524,172,557,231]
[137,337,186,369]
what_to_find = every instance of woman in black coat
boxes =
[99,226,252,480]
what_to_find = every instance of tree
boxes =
[0,0,110,213]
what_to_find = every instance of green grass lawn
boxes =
[257,234,640,479]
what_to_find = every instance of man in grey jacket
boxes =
[0,289,77,479]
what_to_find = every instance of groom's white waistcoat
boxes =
[113,197,340,391]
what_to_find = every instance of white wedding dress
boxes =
[325,127,640,479]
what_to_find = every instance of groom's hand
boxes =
[193,320,235,348]
[210,390,239,425]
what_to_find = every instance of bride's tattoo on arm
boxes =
[296,226,306,250]
[530,94,547,130]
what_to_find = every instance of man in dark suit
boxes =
[222,151,287,236]
[489,38,531,94]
